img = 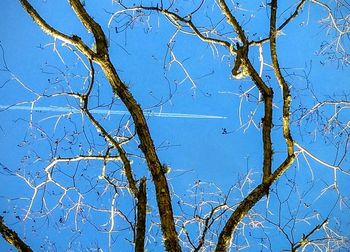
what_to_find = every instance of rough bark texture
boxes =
[0,217,32,252]
[269,0,295,156]
[214,1,294,251]
[214,155,295,251]
[135,177,147,252]
[16,1,303,251]
[18,0,181,251]
[96,58,181,251]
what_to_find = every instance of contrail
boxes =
[0,105,227,119]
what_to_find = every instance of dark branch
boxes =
[250,0,307,46]
[0,217,33,252]
[135,177,147,252]
[292,218,329,251]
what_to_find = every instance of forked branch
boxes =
[19,1,181,251]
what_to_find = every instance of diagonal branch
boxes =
[68,0,108,57]
[278,0,307,32]
[214,154,295,251]
[19,0,95,58]
[19,1,181,251]
[82,102,139,197]
[217,0,247,44]
[95,59,181,252]
[81,60,139,196]
[250,0,307,46]
[292,218,328,251]
[0,216,33,252]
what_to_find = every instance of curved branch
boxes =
[81,60,139,196]
[19,0,95,58]
[119,5,235,53]
[214,154,295,251]
[217,0,248,44]
[19,1,181,251]
[68,0,108,57]
[269,0,294,157]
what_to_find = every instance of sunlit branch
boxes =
[68,0,108,57]
[299,100,350,120]
[269,0,295,156]
[194,203,227,252]
[176,182,232,250]
[168,50,197,89]
[213,1,272,94]
[19,154,117,220]
[19,0,95,58]
[217,0,248,44]
[310,0,344,35]
[108,192,118,249]
[215,149,295,251]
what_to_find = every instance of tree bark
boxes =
[0,217,32,252]
[18,1,181,251]
[135,177,147,252]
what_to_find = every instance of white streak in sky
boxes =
[0,105,227,119]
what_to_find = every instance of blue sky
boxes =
[0,0,350,251]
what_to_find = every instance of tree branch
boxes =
[292,218,328,251]
[19,0,96,58]
[120,5,235,54]
[0,217,32,252]
[250,0,307,46]
[217,0,248,44]
[19,1,181,251]
[68,0,108,57]
[135,177,147,252]
[214,154,295,251]
[269,0,294,157]
[96,58,181,252]
[79,74,140,197]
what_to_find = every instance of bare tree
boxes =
[0,0,349,251]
